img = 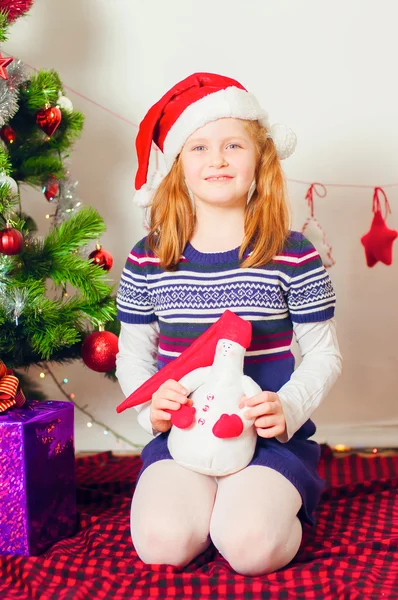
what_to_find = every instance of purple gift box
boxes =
[0,400,77,556]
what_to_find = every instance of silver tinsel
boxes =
[53,177,83,225]
[0,286,27,325]
[0,58,26,128]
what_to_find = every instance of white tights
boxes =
[130,460,303,576]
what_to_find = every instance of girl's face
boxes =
[180,118,257,208]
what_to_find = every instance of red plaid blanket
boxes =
[1,446,397,599]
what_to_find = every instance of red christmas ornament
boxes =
[0,125,16,144]
[89,244,114,271]
[81,330,119,372]
[42,175,59,201]
[36,106,62,137]
[361,187,398,267]
[1,0,34,23]
[0,54,13,80]
[0,227,23,255]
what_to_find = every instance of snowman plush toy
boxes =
[117,311,262,476]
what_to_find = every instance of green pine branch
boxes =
[0,11,9,42]
[0,146,17,222]
[21,70,63,111]
[44,205,106,254]
[66,295,117,326]
[51,255,114,301]
[0,191,19,225]
[0,147,12,173]
[18,155,64,184]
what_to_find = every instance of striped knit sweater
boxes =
[116,231,336,396]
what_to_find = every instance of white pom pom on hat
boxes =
[134,72,297,207]
[268,123,298,160]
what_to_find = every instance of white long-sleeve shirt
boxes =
[115,319,342,443]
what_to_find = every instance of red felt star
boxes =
[0,54,13,80]
[361,210,398,267]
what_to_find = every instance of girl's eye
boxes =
[192,143,241,151]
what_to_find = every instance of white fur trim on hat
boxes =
[134,169,165,207]
[163,87,270,168]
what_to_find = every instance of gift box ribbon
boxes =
[0,360,26,413]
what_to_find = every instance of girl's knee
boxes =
[224,541,293,576]
[211,519,302,576]
[132,520,210,568]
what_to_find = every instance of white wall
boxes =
[4,0,398,450]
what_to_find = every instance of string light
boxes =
[33,372,391,455]
[334,444,350,452]
[332,444,390,456]
[37,363,142,449]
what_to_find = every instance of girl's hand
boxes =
[150,379,191,433]
[239,391,286,439]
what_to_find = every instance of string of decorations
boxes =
[4,52,398,190]
[296,184,398,270]
[37,363,143,450]
[288,178,398,189]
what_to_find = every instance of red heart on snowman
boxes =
[167,404,196,429]
[212,413,244,439]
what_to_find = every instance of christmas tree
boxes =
[0,4,118,398]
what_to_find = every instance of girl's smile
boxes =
[205,175,234,182]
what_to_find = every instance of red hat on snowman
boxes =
[134,72,297,208]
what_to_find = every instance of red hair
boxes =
[146,120,290,270]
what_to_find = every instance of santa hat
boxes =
[134,72,297,208]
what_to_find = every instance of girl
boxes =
[116,72,342,576]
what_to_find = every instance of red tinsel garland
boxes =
[1,0,34,23]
